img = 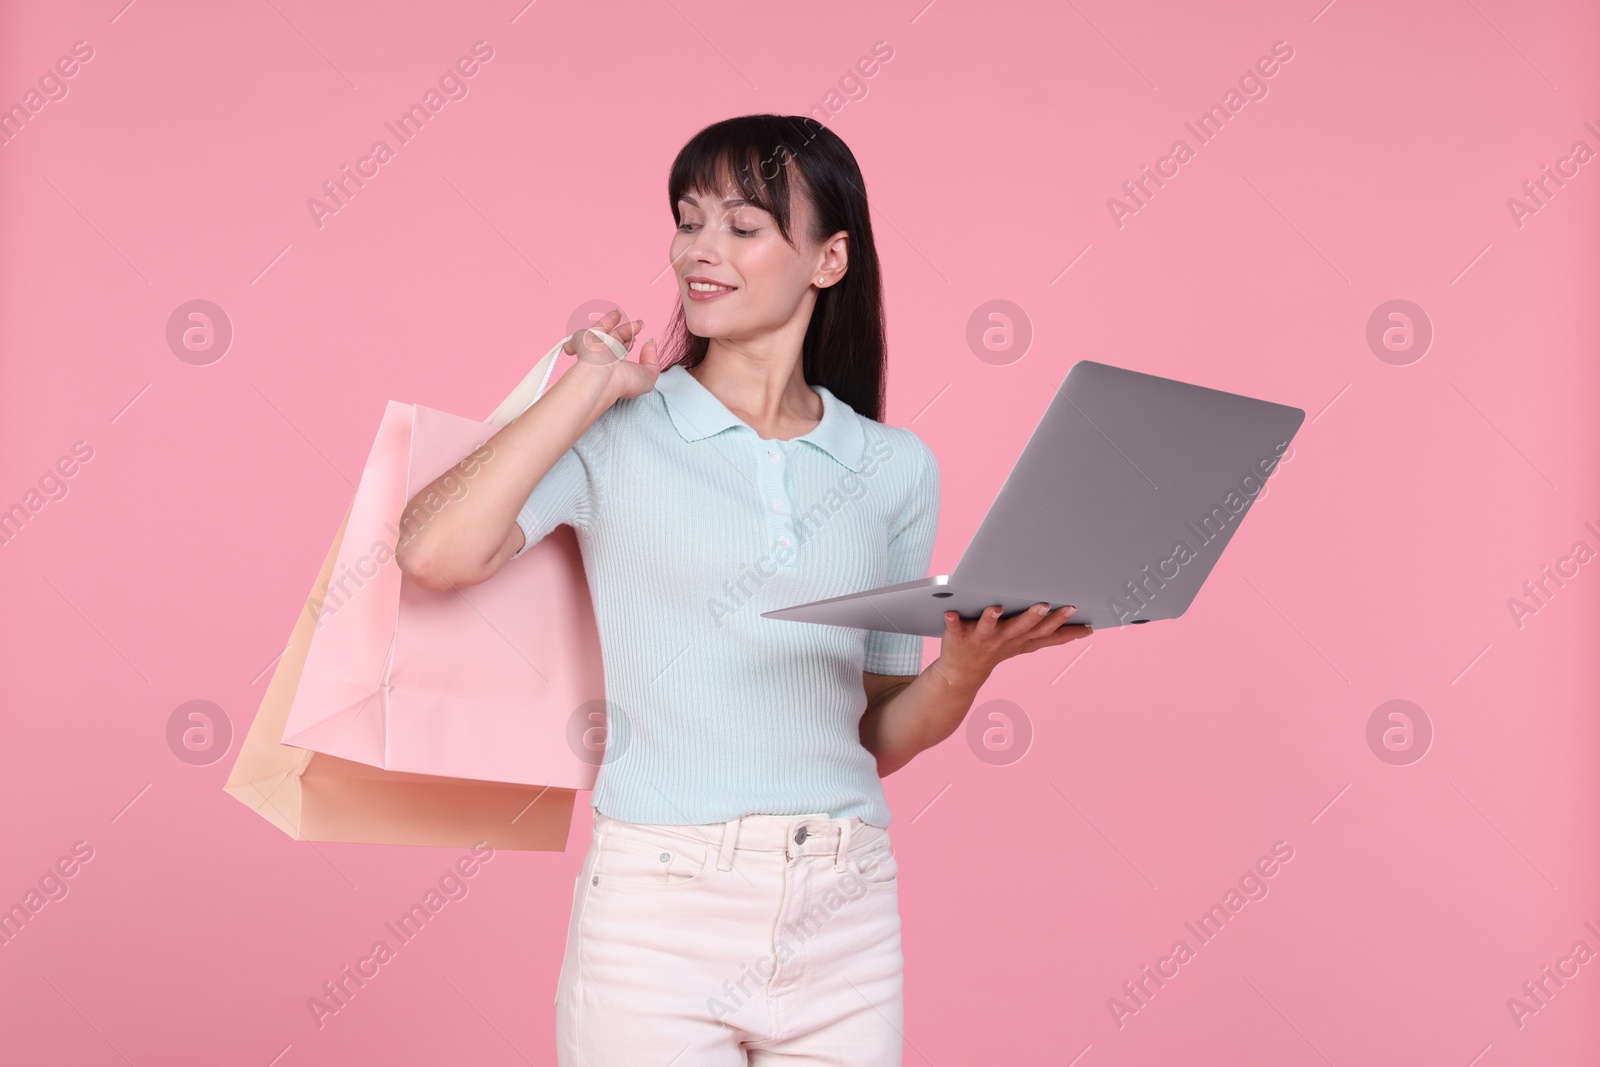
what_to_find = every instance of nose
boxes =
[677,250,722,287]
[679,220,727,261]
[684,233,719,266]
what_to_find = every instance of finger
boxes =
[1055,624,1094,644]
[589,318,638,357]
[1015,603,1065,640]
[579,321,638,363]
[611,317,643,349]
[1020,625,1092,655]
[574,328,612,362]
[973,605,1004,639]
[997,603,1053,641]
[944,609,980,637]
[1037,622,1092,645]
[570,309,623,353]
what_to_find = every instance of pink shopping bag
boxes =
[223,502,577,850]
[280,336,618,788]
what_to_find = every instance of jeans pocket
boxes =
[594,823,715,890]
[851,839,899,892]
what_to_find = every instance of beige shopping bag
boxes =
[223,503,576,850]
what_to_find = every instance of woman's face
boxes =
[669,177,844,345]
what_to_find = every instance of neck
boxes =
[687,349,822,438]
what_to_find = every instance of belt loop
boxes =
[833,818,852,873]
[717,816,739,871]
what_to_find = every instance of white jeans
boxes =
[556,807,904,1065]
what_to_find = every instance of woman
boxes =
[396,114,1090,1065]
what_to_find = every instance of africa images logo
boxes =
[1106,440,1291,624]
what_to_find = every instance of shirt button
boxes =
[767,451,780,463]
[772,499,786,511]
[777,537,791,548]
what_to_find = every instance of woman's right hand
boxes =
[565,308,662,401]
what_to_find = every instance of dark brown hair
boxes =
[660,114,888,422]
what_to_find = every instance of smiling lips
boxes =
[685,277,737,301]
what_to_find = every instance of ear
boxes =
[816,231,849,286]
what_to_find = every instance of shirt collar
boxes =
[653,363,866,471]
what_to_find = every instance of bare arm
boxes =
[859,672,923,777]
[859,664,983,778]
[859,605,1091,775]
[395,314,657,591]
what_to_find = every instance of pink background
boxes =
[3,0,1597,1063]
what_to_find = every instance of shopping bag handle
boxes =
[484,327,631,427]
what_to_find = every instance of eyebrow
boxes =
[678,193,766,210]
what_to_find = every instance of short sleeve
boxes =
[508,404,614,559]
[862,433,941,675]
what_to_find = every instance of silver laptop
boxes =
[762,360,1305,637]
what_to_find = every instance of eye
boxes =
[676,221,758,237]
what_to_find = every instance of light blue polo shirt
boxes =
[510,362,940,828]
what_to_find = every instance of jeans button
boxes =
[794,826,808,844]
